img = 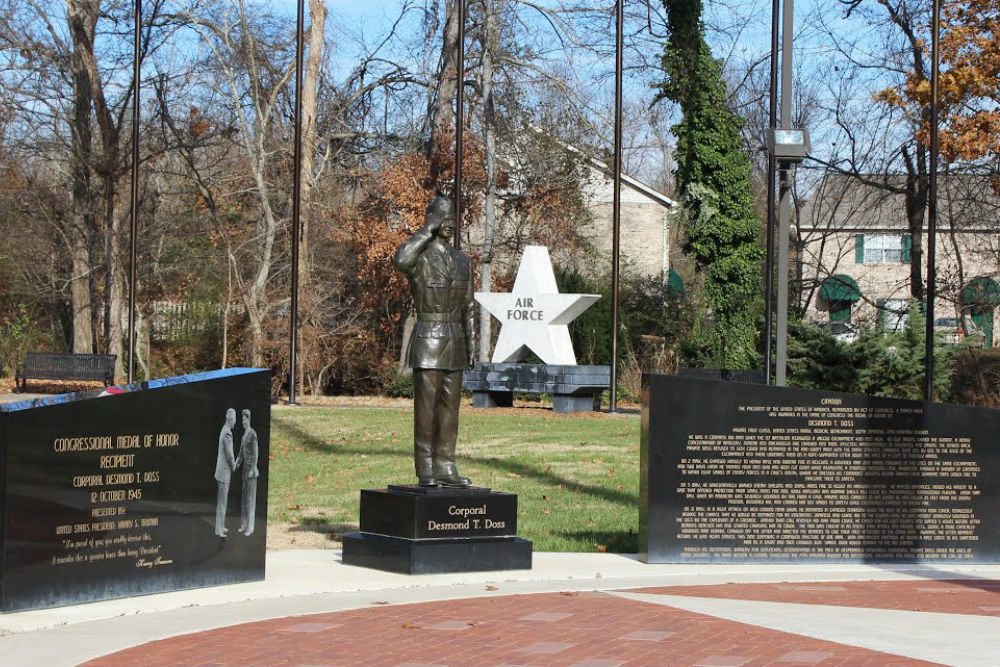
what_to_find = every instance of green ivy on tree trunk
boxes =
[656,0,763,369]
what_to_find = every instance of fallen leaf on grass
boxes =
[289,517,299,524]
[305,475,316,484]
[287,503,301,510]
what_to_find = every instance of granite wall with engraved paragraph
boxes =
[641,374,999,563]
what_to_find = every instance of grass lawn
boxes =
[268,405,641,552]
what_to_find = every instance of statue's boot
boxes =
[415,445,437,487]
[435,462,470,487]
[434,439,471,488]
[416,465,437,487]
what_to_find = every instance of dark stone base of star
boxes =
[463,363,610,413]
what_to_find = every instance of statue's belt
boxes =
[417,313,462,322]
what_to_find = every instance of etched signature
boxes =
[135,556,174,568]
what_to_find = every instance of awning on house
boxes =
[667,268,685,298]
[962,277,1000,305]
[819,274,861,302]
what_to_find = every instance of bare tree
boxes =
[808,0,934,302]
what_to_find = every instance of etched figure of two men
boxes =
[214,408,259,537]
[394,196,476,488]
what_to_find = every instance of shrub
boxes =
[380,367,414,398]
[0,304,47,377]
[785,320,859,393]
[949,348,1000,407]
[788,301,958,402]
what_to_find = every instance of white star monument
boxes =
[476,246,600,365]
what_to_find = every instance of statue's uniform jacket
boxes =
[394,227,477,370]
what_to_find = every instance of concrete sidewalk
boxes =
[1,551,998,667]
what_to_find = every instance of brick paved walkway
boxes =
[82,588,952,667]
[634,579,1000,616]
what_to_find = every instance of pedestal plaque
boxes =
[343,486,532,574]
[0,368,270,611]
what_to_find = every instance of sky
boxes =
[264,0,902,185]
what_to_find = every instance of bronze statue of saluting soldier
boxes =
[394,196,476,488]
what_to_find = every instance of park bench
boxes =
[463,362,611,413]
[14,353,117,393]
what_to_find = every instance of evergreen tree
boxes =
[656,0,764,369]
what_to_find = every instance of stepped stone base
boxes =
[342,485,532,575]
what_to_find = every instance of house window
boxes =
[865,235,903,263]
[855,234,911,264]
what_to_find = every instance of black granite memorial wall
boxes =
[641,373,1000,563]
[0,368,270,611]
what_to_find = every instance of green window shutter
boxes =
[855,234,865,263]
[902,234,912,263]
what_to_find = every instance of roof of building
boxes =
[524,126,679,211]
[581,153,679,210]
[799,172,1000,233]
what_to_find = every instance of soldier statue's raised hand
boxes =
[394,196,477,488]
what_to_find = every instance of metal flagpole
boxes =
[925,0,941,401]
[775,0,793,386]
[609,0,624,413]
[763,0,780,385]
[127,0,142,384]
[287,0,305,405]
[454,0,466,250]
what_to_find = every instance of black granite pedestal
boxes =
[342,485,532,574]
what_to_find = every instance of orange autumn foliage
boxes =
[881,0,1000,165]
[336,138,488,381]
